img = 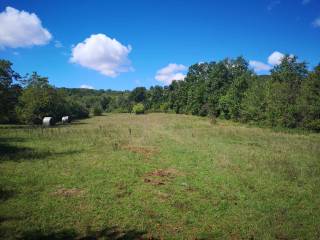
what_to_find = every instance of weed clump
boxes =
[132,103,145,114]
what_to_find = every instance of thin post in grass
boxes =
[209,112,217,125]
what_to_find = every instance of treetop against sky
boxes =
[0,0,319,90]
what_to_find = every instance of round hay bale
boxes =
[62,116,70,124]
[43,117,54,127]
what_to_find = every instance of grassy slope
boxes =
[0,113,319,239]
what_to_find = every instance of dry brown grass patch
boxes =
[146,168,181,178]
[144,178,165,186]
[143,168,182,186]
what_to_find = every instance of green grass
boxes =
[1,113,320,239]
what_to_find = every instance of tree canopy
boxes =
[0,57,319,130]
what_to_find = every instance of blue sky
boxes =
[0,0,319,90]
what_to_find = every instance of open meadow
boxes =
[1,113,320,239]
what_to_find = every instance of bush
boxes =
[160,103,170,113]
[133,103,145,114]
[93,104,103,116]
[199,103,209,117]
[304,119,320,132]
[69,101,89,119]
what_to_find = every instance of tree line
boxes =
[0,56,319,130]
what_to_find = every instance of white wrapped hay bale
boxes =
[62,116,70,124]
[43,117,54,127]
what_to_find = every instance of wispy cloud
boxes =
[54,40,63,48]
[134,79,141,85]
[312,17,320,28]
[267,0,280,11]
[302,0,311,5]
[80,84,94,89]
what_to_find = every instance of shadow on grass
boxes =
[0,137,26,143]
[0,125,40,130]
[66,121,87,125]
[0,138,81,162]
[53,121,88,128]
[0,188,16,201]
[0,215,22,224]
[19,226,157,240]
[0,121,87,130]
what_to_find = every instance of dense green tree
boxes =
[205,61,233,116]
[168,80,188,114]
[100,95,112,111]
[67,101,89,119]
[1,56,318,130]
[219,72,251,119]
[266,56,308,127]
[241,76,268,122]
[115,94,131,112]
[297,65,320,130]
[271,55,307,87]
[93,104,103,116]
[16,73,68,124]
[0,60,22,123]
[83,95,101,109]
[147,86,164,110]
[183,63,211,115]
[129,87,147,103]
[228,57,251,78]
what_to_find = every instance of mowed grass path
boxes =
[1,113,320,239]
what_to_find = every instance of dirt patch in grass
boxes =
[146,168,181,177]
[144,178,165,186]
[52,188,84,197]
[144,168,182,186]
[122,145,158,158]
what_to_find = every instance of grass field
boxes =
[1,113,320,239]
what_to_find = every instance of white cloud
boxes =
[70,34,132,77]
[134,79,141,85]
[268,51,294,65]
[249,51,294,74]
[54,40,63,48]
[312,17,320,28]
[155,63,187,85]
[302,0,311,5]
[0,6,52,48]
[80,84,94,89]
[249,60,272,72]
[268,51,285,65]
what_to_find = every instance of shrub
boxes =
[93,104,103,116]
[304,119,320,132]
[199,103,209,117]
[160,103,170,113]
[69,101,89,119]
[133,103,145,114]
